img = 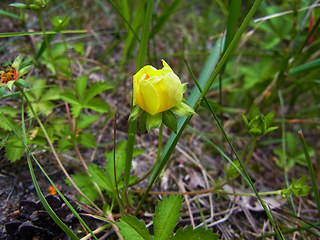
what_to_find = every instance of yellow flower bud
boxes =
[133,60,183,115]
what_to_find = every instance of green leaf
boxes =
[71,104,83,118]
[171,226,219,240]
[74,42,85,56]
[0,106,19,117]
[9,3,28,9]
[153,194,183,240]
[146,113,162,132]
[88,164,114,192]
[60,90,80,105]
[85,98,110,113]
[58,137,73,153]
[105,141,127,185]
[75,76,88,100]
[5,135,25,162]
[0,116,16,131]
[162,110,177,133]
[41,86,60,101]
[84,82,112,103]
[242,114,249,128]
[117,215,151,240]
[249,104,260,119]
[77,114,100,130]
[26,101,55,117]
[78,132,96,148]
[289,58,320,76]
[0,9,20,20]
[67,172,99,204]
[265,111,275,128]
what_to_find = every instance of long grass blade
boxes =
[150,0,184,38]
[0,30,87,38]
[298,130,320,216]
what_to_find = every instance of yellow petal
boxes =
[138,79,160,115]
[161,59,172,70]
[156,72,183,112]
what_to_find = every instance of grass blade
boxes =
[150,0,184,38]
[298,130,320,216]
[0,30,87,38]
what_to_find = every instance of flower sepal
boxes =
[129,105,143,121]
[14,78,30,88]
[137,108,181,133]
[171,102,196,117]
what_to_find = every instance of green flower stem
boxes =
[124,0,154,187]
[36,11,57,75]
[131,123,163,186]
[17,86,103,213]
[244,136,256,165]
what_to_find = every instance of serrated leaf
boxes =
[66,172,99,204]
[60,90,80,105]
[85,98,110,113]
[88,164,114,192]
[117,215,151,240]
[0,106,19,117]
[146,113,162,132]
[5,135,25,162]
[27,101,55,117]
[162,110,177,133]
[77,114,100,130]
[71,104,83,118]
[75,76,88,100]
[0,116,15,131]
[78,132,96,148]
[153,194,183,240]
[58,137,73,153]
[171,226,219,240]
[84,82,112,103]
[40,86,60,101]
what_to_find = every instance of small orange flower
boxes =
[48,186,57,195]
[0,65,19,85]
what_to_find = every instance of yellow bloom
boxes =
[133,60,183,115]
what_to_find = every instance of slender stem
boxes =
[131,124,163,186]
[244,136,256,165]
[113,109,126,214]
[131,188,283,197]
[37,11,57,75]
